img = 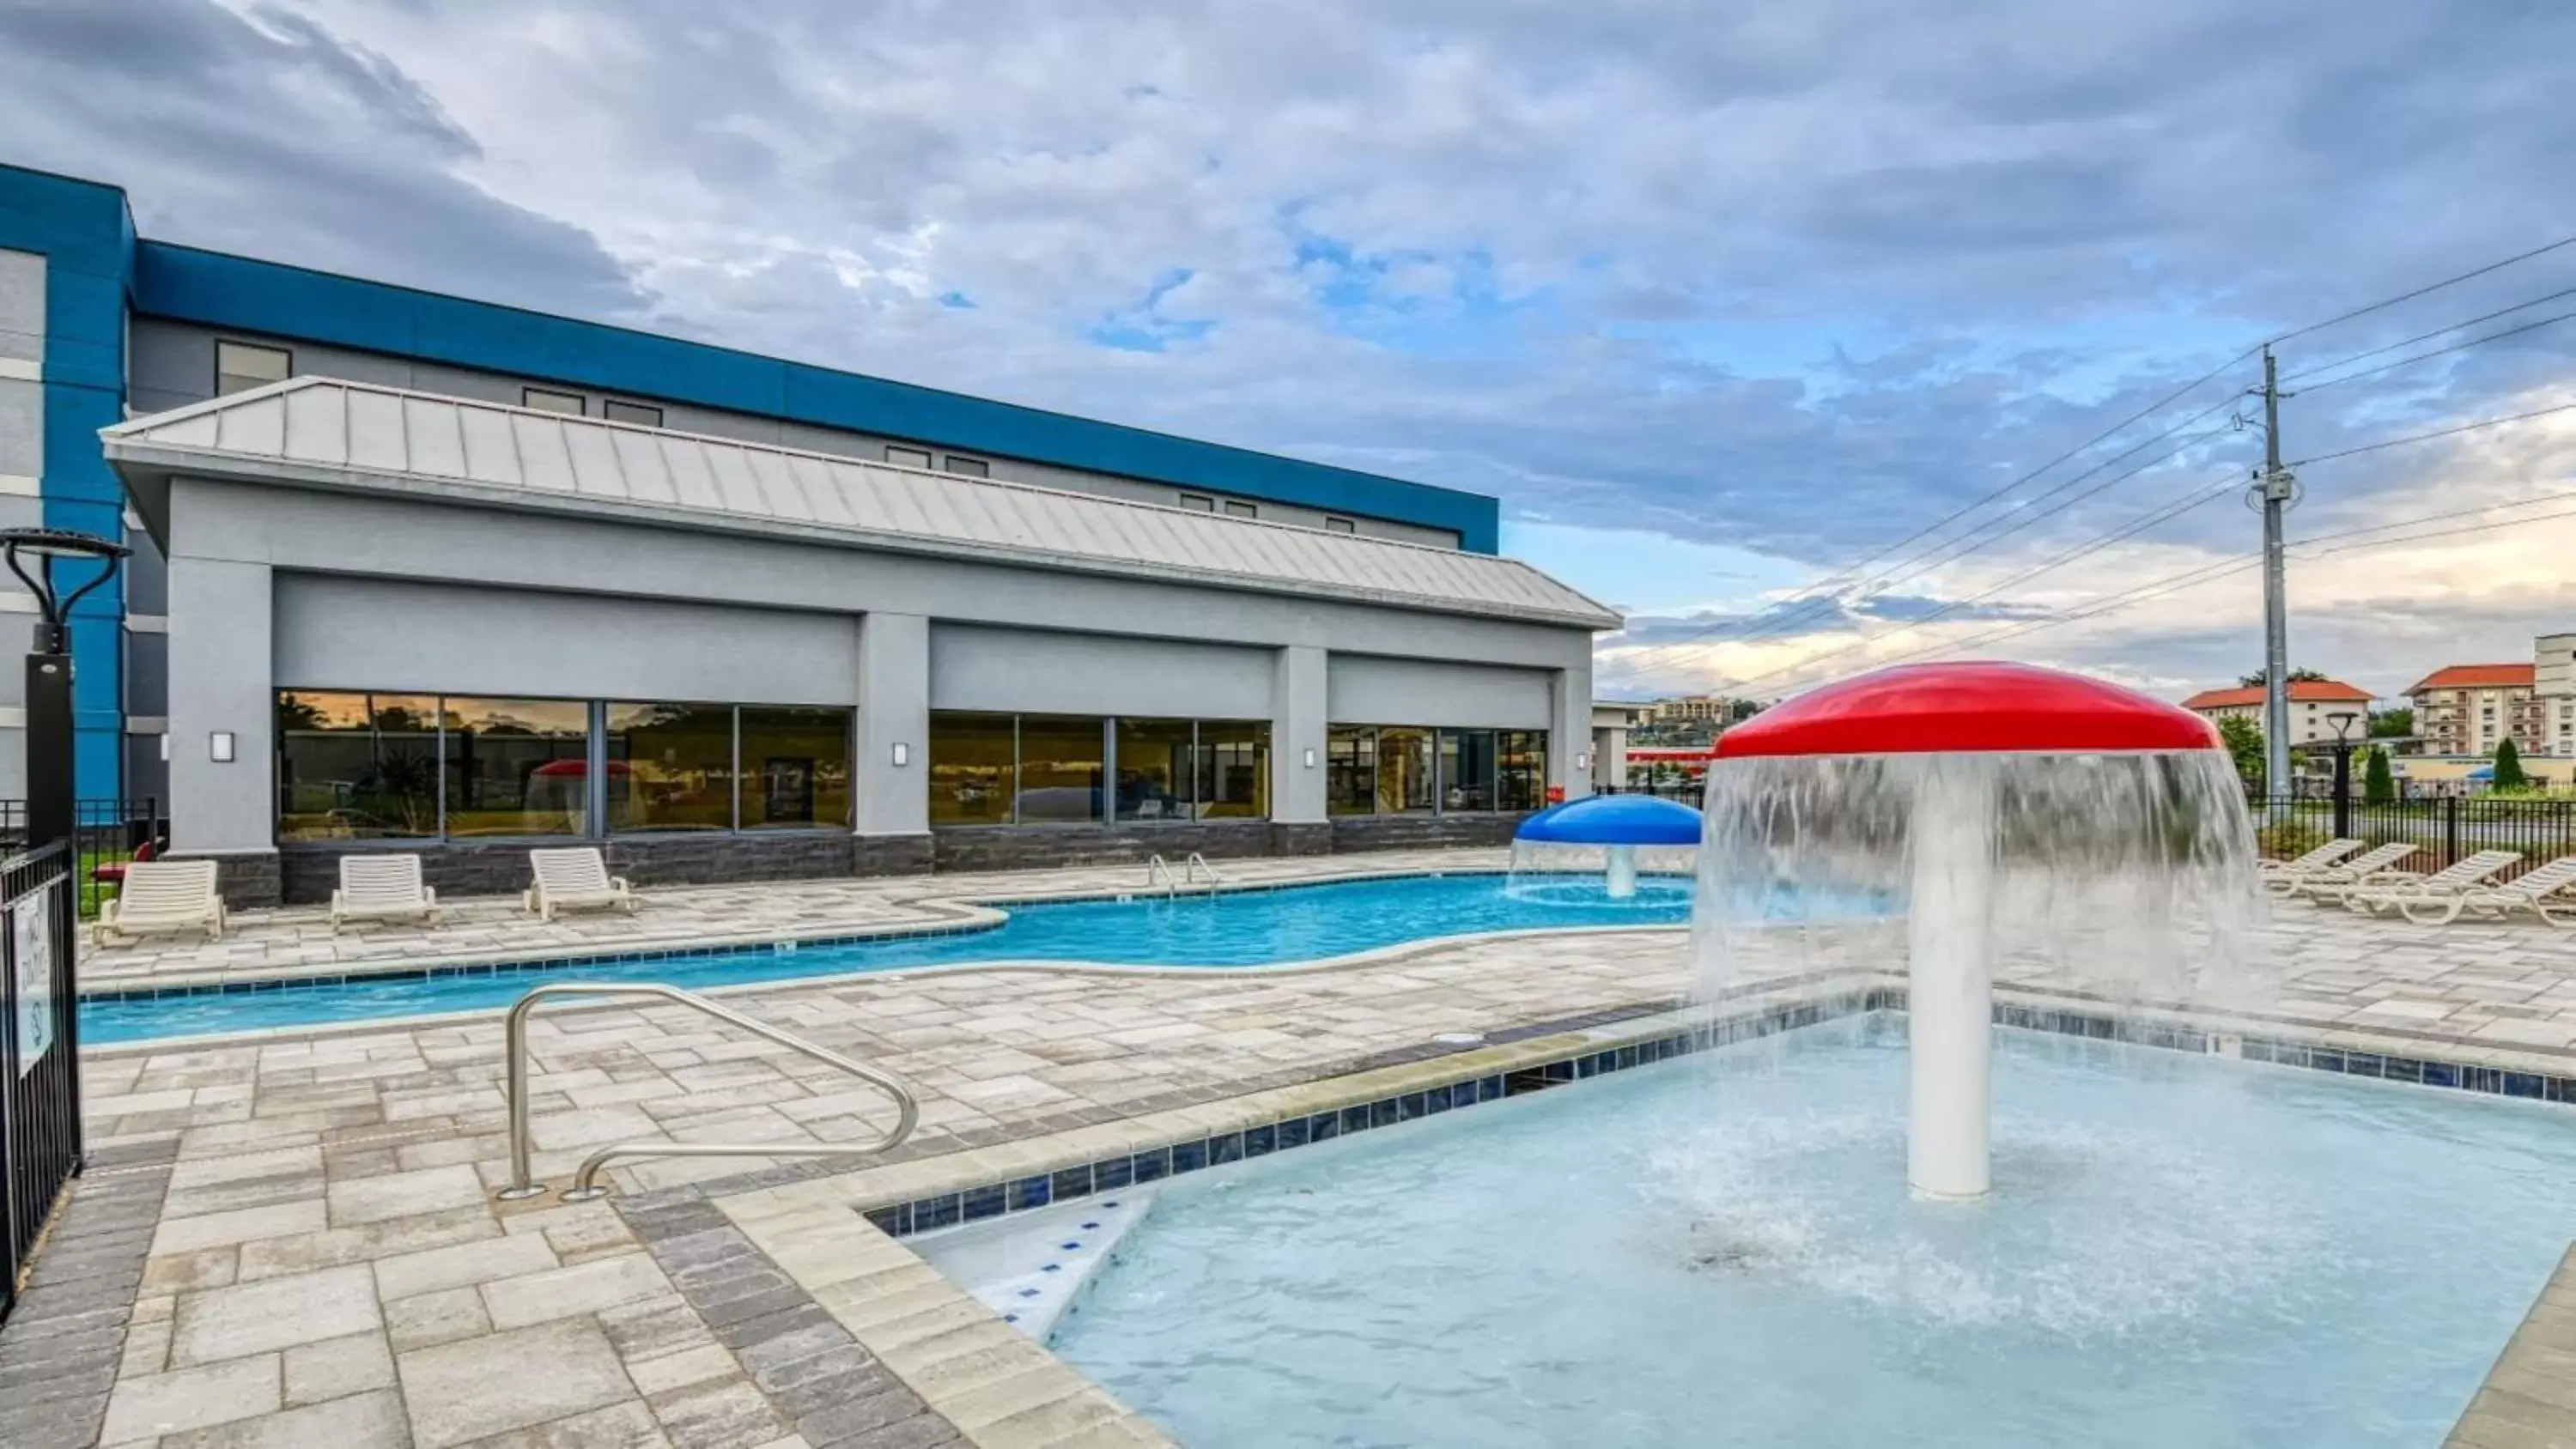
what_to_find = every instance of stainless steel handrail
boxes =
[1144,854,1176,896]
[1183,852,1220,888]
[494,982,919,1203]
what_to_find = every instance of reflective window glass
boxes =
[1018,716,1104,822]
[1376,727,1436,814]
[741,707,853,829]
[1327,726,1376,815]
[1440,730,1498,811]
[605,703,734,831]
[929,712,1014,825]
[1497,730,1548,812]
[1115,718,1193,822]
[1195,719,1269,818]
[442,697,590,836]
[273,690,440,840]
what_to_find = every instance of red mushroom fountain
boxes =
[1698,662,2264,1202]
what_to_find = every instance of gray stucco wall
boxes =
[273,573,860,705]
[125,318,1461,548]
[929,623,1274,718]
[1327,654,1552,729]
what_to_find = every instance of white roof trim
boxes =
[103,378,1619,630]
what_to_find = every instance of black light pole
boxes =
[2327,710,2360,842]
[4,528,131,851]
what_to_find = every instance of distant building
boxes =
[2405,664,2545,757]
[2539,633,2576,756]
[2179,680,2374,746]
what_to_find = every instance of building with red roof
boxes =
[2406,663,2544,757]
[2178,679,2374,746]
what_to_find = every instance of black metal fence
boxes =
[0,840,82,1323]
[0,798,162,919]
[1601,779,1707,808]
[2250,793,2576,880]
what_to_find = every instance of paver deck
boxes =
[8,848,2574,1447]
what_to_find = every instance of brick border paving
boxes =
[620,1191,967,1449]
[2448,1246,2576,1446]
[0,1139,180,1449]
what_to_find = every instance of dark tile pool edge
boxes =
[839,988,2576,1243]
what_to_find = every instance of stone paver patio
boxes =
[6,847,2574,1447]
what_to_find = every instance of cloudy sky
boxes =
[8,0,2576,703]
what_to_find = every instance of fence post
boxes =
[2444,794,2461,869]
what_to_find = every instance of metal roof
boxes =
[101,378,1619,629]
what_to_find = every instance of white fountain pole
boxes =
[1605,843,1639,900]
[1907,755,1996,1201]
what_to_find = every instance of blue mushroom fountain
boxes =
[1513,794,1704,899]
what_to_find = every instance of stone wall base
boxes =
[169,851,283,911]
[248,814,1532,906]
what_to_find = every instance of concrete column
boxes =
[1592,723,1629,790]
[854,611,931,848]
[1270,644,1327,824]
[167,554,275,858]
[1549,662,1595,800]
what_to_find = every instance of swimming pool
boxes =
[83,872,1699,1045]
[1050,1016,2576,1447]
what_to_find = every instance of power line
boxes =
[2280,283,2576,384]
[2288,399,2576,467]
[1734,493,2576,691]
[2290,306,2576,394]
[2267,233,2576,347]
[1598,406,2245,684]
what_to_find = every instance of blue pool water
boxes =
[1052,1017,2576,1447]
[84,873,1698,1044]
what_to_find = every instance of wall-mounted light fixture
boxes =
[1303,748,1318,768]
[890,742,911,767]
[158,734,171,763]
[210,731,236,764]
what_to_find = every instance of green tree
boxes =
[2218,713,2265,793]
[2369,706,2413,737]
[2363,745,2395,805]
[2237,667,2331,688]
[2494,737,2530,791]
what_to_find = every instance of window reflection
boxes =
[929,712,1014,825]
[1195,719,1269,818]
[1440,730,1498,812]
[741,707,854,829]
[275,691,440,840]
[605,703,735,831]
[1018,715,1104,822]
[1327,726,1376,816]
[1115,718,1193,821]
[1376,727,1436,814]
[442,697,589,836]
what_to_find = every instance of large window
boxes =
[1376,727,1437,814]
[1196,719,1269,818]
[1327,727,1376,816]
[276,691,852,840]
[1018,715,1105,823]
[1498,731,1547,812]
[606,703,736,832]
[1327,725,1549,816]
[276,692,440,840]
[741,707,854,829]
[929,712,1015,825]
[1116,718,1194,822]
[1439,730,1498,812]
[933,712,1270,825]
[443,697,589,836]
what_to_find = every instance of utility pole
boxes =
[2254,347,2296,799]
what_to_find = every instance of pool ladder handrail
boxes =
[1144,852,1223,896]
[493,981,919,1203]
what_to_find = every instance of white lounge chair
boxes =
[523,846,638,922]
[94,859,226,944]
[2258,839,2363,897]
[330,854,439,933]
[2390,856,2576,927]
[2346,850,2524,917]
[2291,842,2421,903]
